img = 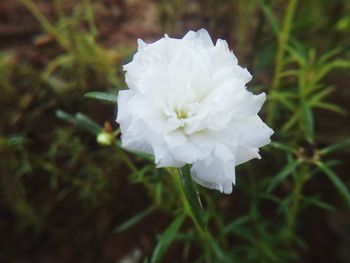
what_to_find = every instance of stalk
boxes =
[267,0,298,125]
[284,163,309,244]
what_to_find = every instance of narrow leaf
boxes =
[301,101,314,140]
[56,110,75,123]
[56,110,103,135]
[309,86,335,106]
[222,216,251,236]
[267,159,300,193]
[114,206,155,234]
[151,214,185,263]
[179,166,206,230]
[302,196,336,212]
[268,141,295,153]
[319,48,341,64]
[286,45,306,66]
[84,91,117,103]
[282,111,300,131]
[258,0,280,36]
[269,91,295,111]
[319,139,350,155]
[210,238,230,262]
[75,113,102,135]
[314,102,346,115]
[316,161,350,206]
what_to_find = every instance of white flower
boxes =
[116,29,274,194]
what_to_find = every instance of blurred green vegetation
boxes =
[1,0,350,262]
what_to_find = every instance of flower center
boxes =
[175,108,188,119]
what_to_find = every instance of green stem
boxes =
[285,163,308,243]
[267,0,298,125]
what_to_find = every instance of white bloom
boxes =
[116,29,274,194]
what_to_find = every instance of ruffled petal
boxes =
[235,146,261,166]
[191,158,235,194]
[152,143,185,168]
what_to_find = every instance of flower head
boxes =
[117,29,274,194]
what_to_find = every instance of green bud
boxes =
[96,132,114,146]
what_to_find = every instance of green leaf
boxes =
[301,101,314,140]
[179,165,206,231]
[56,110,75,123]
[56,110,102,135]
[75,113,102,135]
[316,161,350,206]
[260,193,283,205]
[268,141,296,153]
[151,214,185,263]
[282,111,300,131]
[280,69,299,78]
[315,60,350,83]
[114,206,155,234]
[84,91,117,103]
[258,0,280,36]
[309,86,335,106]
[210,238,230,262]
[319,48,341,64]
[313,102,346,115]
[267,159,300,193]
[221,216,251,236]
[269,91,296,111]
[302,196,336,212]
[286,44,306,66]
[319,139,350,155]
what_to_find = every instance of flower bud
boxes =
[96,132,114,146]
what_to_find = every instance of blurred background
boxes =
[0,0,350,262]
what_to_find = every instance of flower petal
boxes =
[191,158,235,194]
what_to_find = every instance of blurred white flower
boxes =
[117,29,273,194]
